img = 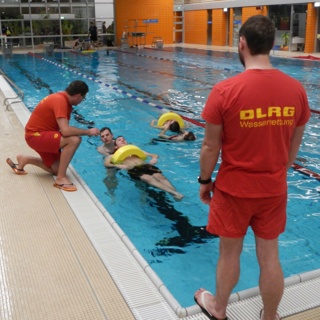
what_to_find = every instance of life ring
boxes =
[157,112,184,128]
[111,145,147,164]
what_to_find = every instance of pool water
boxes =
[1,48,319,307]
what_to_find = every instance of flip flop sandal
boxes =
[6,158,27,175]
[194,290,228,320]
[53,183,77,192]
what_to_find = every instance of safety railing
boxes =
[0,69,24,110]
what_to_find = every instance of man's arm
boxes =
[103,155,128,169]
[150,119,160,128]
[199,122,222,204]
[287,125,306,170]
[143,150,159,165]
[57,118,99,137]
[158,133,170,139]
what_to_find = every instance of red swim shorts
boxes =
[207,187,287,240]
[25,131,62,168]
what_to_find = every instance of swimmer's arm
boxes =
[158,133,170,139]
[170,135,184,142]
[103,156,129,169]
[150,119,159,128]
[150,119,164,129]
[158,124,171,139]
[57,118,100,137]
[287,125,306,170]
[144,151,159,165]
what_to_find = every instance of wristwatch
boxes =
[197,176,212,184]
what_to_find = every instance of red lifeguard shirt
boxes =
[25,92,72,137]
[202,69,310,198]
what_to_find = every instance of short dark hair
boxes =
[65,80,89,96]
[100,127,112,134]
[169,121,180,132]
[183,131,196,141]
[114,135,124,146]
[239,15,275,55]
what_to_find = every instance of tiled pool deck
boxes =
[1,44,320,320]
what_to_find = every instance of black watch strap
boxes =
[198,176,212,184]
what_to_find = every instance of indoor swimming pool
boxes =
[1,47,319,307]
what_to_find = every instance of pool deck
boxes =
[1,44,320,320]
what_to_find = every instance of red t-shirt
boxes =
[202,69,310,198]
[25,92,72,137]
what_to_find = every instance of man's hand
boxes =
[199,181,214,205]
[149,157,158,165]
[87,128,100,136]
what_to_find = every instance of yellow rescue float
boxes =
[157,112,185,128]
[111,145,147,164]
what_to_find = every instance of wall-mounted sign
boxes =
[143,19,158,23]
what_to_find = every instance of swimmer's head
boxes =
[169,120,180,132]
[100,127,113,143]
[114,136,127,148]
[183,131,196,141]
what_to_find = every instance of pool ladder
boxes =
[0,69,24,110]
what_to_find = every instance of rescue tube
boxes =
[111,145,147,164]
[157,112,184,128]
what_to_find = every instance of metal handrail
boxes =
[0,69,24,110]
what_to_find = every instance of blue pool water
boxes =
[1,48,320,307]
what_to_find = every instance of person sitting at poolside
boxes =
[6,80,100,192]
[97,127,115,156]
[72,37,82,50]
[104,136,183,200]
[158,121,196,142]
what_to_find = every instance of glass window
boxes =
[0,6,21,19]
[269,5,291,31]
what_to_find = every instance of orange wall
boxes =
[115,0,174,46]
[212,9,227,46]
[242,6,268,23]
[184,10,207,45]
[114,2,317,53]
[305,3,317,53]
[184,7,269,46]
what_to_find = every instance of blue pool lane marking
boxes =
[28,52,205,128]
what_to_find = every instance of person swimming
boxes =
[104,136,184,200]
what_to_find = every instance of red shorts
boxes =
[25,131,62,168]
[207,187,287,240]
